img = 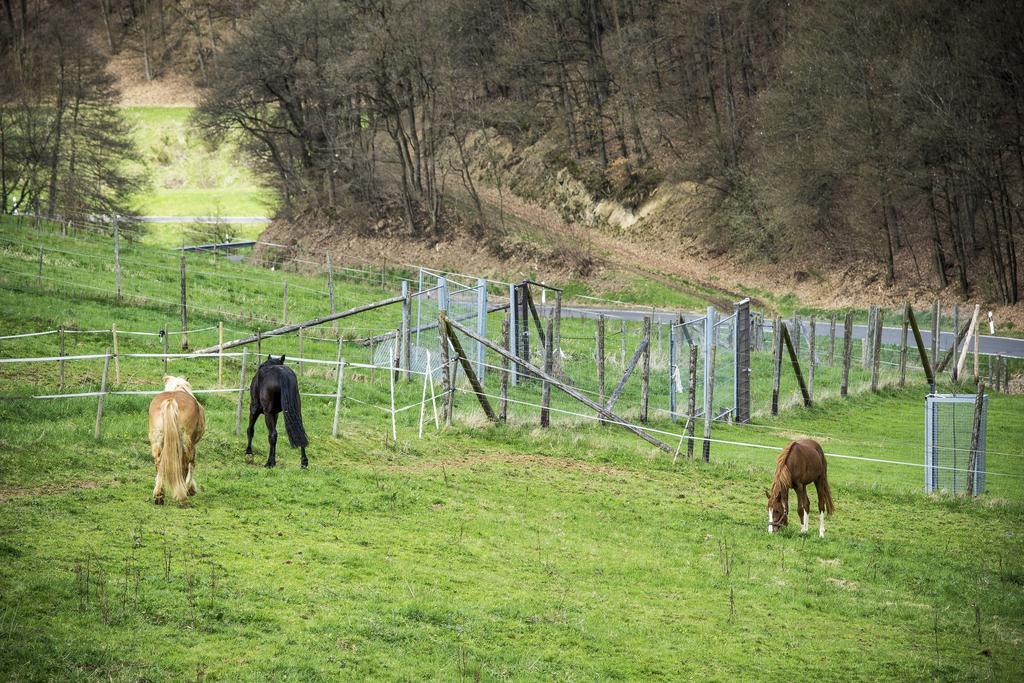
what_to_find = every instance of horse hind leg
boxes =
[264,412,279,468]
[151,441,164,505]
[245,405,262,461]
[300,446,308,469]
[816,479,826,538]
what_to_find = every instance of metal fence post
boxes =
[476,277,487,382]
[508,282,518,386]
[734,298,750,423]
[668,321,676,420]
[703,306,714,421]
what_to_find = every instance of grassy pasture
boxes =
[1,218,1023,680]
[124,107,275,223]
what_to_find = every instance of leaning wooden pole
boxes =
[440,312,498,423]
[445,316,674,455]
[936,318,973,374]
[965,382,986,497]
[194,294,405,354]
[906,306,935,385]
[605,336,649,412]
[781,323,811,407]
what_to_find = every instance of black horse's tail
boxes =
[280,374,308,448]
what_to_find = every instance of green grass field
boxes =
[1,218,1023,679]
[124,107,276,248]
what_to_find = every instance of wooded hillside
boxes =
[3,0,1023,304]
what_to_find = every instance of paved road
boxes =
[139,216,271,224]
[553,303,1024,359]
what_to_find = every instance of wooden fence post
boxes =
[899,302,909,387]
[995,354,1003,392]
[973,312,980,383]
[94,350,111,440]
[58,326,65,391]
[841,311,853,397]
[931,300,940,368]
[217,321,224,387]
[541,318,554,427]
[771,317,782,416]
[38,246,43,282]
[702,345,717,462]
[951,304,960,381]
[1003,356,1009,393]
[113,220,122,301]
[500,314,510,422]
[792,314,801,354]
[808,315,816,402]
[109,324,119,385]
[620,320,626,365]
[597,315,606,425]
[332,338,344,437]
[162,327,169,374]
[235,347,248,436]
[298,326,304,377]
[281,280,288,323]
[686,344,697,460]
[327,254,335,314]
[179,252,188,350]
[870,309,884,391]
[966,382,986,496]
[640,316,651,423]
[828,313,836,365]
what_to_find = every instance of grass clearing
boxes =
[1,217,1023,679]
[124,106,276,224]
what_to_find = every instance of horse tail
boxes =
[816,442,835,515]
[280,375,308,448]
[159,399,188,502]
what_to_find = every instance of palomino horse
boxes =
[766,438,834,537]
[245,355,309,468]
[148,375,205,504]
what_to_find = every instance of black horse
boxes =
[245,355,308,468]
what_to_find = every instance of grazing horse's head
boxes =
[162,375,194,395]
[766,487,789,532]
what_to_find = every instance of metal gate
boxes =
[925,393,987,495]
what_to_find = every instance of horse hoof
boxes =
[153,497,164,505]
[264,462,275,469]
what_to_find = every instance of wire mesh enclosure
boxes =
[668,302,749,423]
[924,393,987,495]
[415,268,488,381]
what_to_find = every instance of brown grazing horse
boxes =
[148,376,205,504]
[766,438,834,537]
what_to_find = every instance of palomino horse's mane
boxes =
[770,441,795,499]
[162,375,195,397]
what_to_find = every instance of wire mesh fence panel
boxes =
[925,393,987,495]
[714,312,737,420]
[670,316,707,420]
